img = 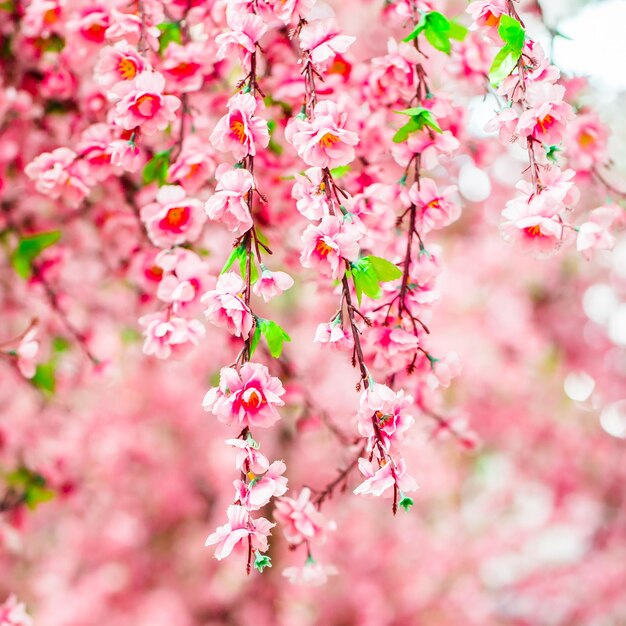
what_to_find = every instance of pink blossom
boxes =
[205,505,274,560]
[210,92,269,161]
[204,165,254,234]
[161,42,206,93]
[576,206,621,260]
[252,267,294,302]
[516,99,573,146]
[566,113,609,171]
[168,137,216,193]
[485,107,519,144]
[353,458,418,497]
[368,38,421,103]
[274,487,336,544]
[140,185,206,247]
[467,0,508,41]
[155,248,211,313]
[225,438,270,474]
[283,560,338,586]
[109,138,141,172]
[313,321,354,352]
[292,167,332,220]
[16,327,39,379]
[234,460,288,510]
[366,326,420,370]
[112,71,181,135]
[0,595,33,626]
[357,384,415,449]
[202,362,285,428]
[24,148,91,207]
[216,13,267,68]
[427,352,462,389]
[392,128,460,169]
[67,7,110,46]
[139,311,205,360]
[408,178,460,233]
[271,0,315,24]
[299,19,355,68]
[201,273,253,338]
[286,101,359,168]
[104,9,160,48]
[21,0,62,39]
[300,215,361,279]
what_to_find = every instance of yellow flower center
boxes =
[118,57,137,80]
[230,120,246,144]
[319,133,340,149]
[578,131,595,148]
[315,239,334,256]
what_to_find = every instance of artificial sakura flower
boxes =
[516,97,573,147]
[357,384,415,449]
[576,205,623,260]
[109,137,141,173]
[139,311,205,360]
[225,438,270,474]
[16,326,39,379]
[283,560,338,586]
[467,0,508,41]
[300,215,361,280]
[21,0,62,39]
[299,19,355,68]
[566,112,609,171]
[205,505,274,560]
[485,107,519,144]
[391,127,460,170]
[234,460,288,510]
[216,12,267,68]
[201,272,253,338]
[140,185,206,247]
[252,267,294,302]
[353,458,418,498]
[366,326,420,371]
[292,167,332,221]
[274,487,336,545]
[168,137,216,193]
[0,594,33,626]
[155,248,211,313]
[161,42,207,93]
[313,321,354,352]
[368,38,421,103]
[408,178,460,233]
[286,101,359,168]
[203,362,285,428]
[112,71,181,135]
[67,7,110,47]
[210,92,269,161]
[427,351,462,390]
[204,165,254,234]
[25,148,91,207]
[271,0,315,24]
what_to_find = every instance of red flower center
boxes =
[315,238,334,257]
[241,388,263,411]
[133,94,160,118]
[159,206,190,233]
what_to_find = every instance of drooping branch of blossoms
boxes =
[470,0,624,258]
[200,4,295,576]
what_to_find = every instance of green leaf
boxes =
[253,550,272,573]
[392,118,422,144]
[249,323,262,358]
[31,362,56,396]
[498,14,525,50]
[142,149,172,186]
[238,251,259,285]
[11,230,61,279]
[221,244,247,274]
[394,108,442,142]
[402,18,426,43]
[330,165,351,179]
[545,145,561,163]
[424,11,451,54]
[489,44,521,86]
[257,319,290,358]
[350,258,381,304]
[157,21,182,54]
[24,484,55,510]
[448,20,468,41]
[6,467,55,511]
[368,256,402,282]
[399,496,414,512]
